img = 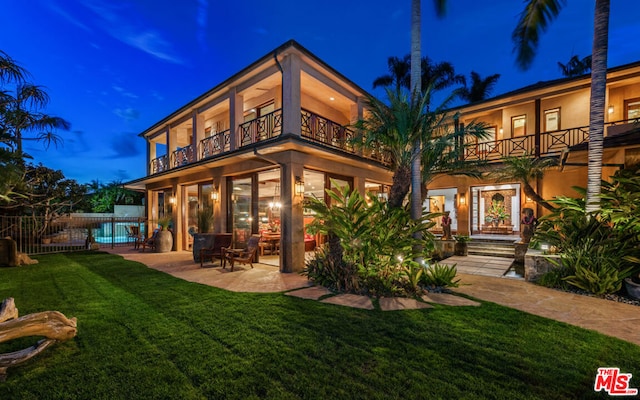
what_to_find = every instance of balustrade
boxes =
[200,130,231,159]
[150,155,169,174]
[171,145,195,168]
[239,109,282,147]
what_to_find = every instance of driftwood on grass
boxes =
[0,297,77,381]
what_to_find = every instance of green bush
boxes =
[420,262,460,289]
[303,182,436,297]
[533,166,640,295]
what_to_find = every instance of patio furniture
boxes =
[222,235,260,271]
[140,229,159,252]
[126,226,142,249]
[199,233,233,267]
[259,232,280,256]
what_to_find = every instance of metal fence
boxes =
[0,215,147,255]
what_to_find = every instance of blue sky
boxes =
[1,0,639,184]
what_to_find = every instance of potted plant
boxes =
[155,216,173,253]
[485,201,509,226]
[624,272,640,300]
[454,235,471,256]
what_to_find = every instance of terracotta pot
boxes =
[155,230,173,253]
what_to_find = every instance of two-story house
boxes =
[126,40,393,272]
[127,39,640,272]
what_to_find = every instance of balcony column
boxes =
[281,53,302,136]
[280,162,305,273]
[167,125,176,168]
[351,98,365,156]
[534,98,541,157]
[172,181,182,252]
[229,87,243,151]
[193,110,205,161]
[146,139,156,176]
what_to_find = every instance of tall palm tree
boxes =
[512,0,610,213]
[458,71,501,104]
[558,54,592,77]
[0,50,28,83]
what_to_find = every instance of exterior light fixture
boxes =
[211,186,219,202]
[458,193,466,206]
[295,177,305,197]
[169,195,177,205]
[608,105,614,114]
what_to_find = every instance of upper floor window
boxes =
[544,108,560,132]
[626,98,640,120]
[511,115,526,137]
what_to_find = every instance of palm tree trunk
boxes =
[522,182,555,212]
[388,164,411,208]
[585,0,610,213]
[410,0,422,223]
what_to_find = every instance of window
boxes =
[626,98,640,120]
[544,108,560,131]
[511,115,526,137]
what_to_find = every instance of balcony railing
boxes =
[200,130,231,159]
[301,109,354,153]
[239,109,282,147]
[171,145,195,168]
[150,154,169,174]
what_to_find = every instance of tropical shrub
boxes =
[534,166,640,295]
[303,182,436,297]
[420,262,460,289]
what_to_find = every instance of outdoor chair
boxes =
[140,229,159,252]
[127,225,142,249]
[222,235,260,271]
[199,233,233,267]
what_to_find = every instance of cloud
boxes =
[47,2,92,32]
[108,132,143,159]
[114,107,140,122]
[151,91,164,101]
[112,85,138,99]
[81,0,185,65]
[196,0,209,51]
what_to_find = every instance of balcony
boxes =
[172,145,196,168]
[200,130,231,159]
[238,109,282,146]
[460,118,639,162]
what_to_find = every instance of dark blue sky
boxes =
[2,0,639,184]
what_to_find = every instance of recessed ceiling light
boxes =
[329,97,335,101]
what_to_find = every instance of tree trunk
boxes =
[585,0,610,213]
[388,163,411,208]
[522,182,555,212]
[0,298,77,381]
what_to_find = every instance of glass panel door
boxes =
[230,177,252,248]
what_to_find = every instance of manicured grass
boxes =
[0,252,638,399]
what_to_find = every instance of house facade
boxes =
[126,40,393,272]
[127,39,640,272]
[428,61,640,236]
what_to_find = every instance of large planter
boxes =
[454,242,468,256]
[624,277,640,300]
[155,229,173,253]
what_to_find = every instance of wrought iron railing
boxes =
[301,109,355,153]
[239,109,282,147]
[150,154,169,174]
[200,130,231,159]
[171,145,195,168]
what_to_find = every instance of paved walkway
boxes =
[103,247,640,346]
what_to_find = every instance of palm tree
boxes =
[558,54,592,77]
[354,88,487,209]
[458,71,501,104]
[512,0,610,213]
[0,50,28,83]
[372,55,464,99]
[1,83,70,156]
[489,154,558,212]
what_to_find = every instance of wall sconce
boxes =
[458,193,466,206]
[169,196,177,205]
[608,105,614,114]
[499,128,504,135]
[525,196,533,203]
[211,188,219,202]
[295,177,305,197]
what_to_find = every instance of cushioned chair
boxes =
[222,235,260,271]
[140,229,159,252]
[199,233,233,267]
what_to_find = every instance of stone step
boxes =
[467,240,516,259]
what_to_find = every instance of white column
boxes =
[282,53,302,136]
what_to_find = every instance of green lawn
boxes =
[0,252,638,399]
